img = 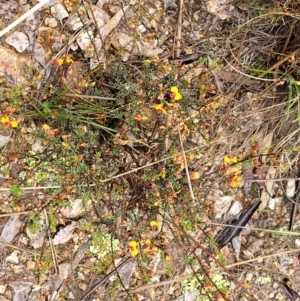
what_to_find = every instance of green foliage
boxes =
[89,232,121,272]
[28,213,40,233]
[182,273,230,301]
[9,185,22,197]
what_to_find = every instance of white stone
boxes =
[227,201,243,217]
[6,250,19,264]
[76,30,94,58]
[0,284,7,294]
[45,17,58,28]
[286,179,296,198]
[60,199,91,218]
[268,197,282,210]
[245,272,253,282]
[59,263,71,279]
[0,135,10,148]
[66,12,85,32]
[51,3,69,20]
[87,5,109,29]
[5,32,30,53]
[295,238,300,247]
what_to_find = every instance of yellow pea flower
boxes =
[65,56,74,64]
[10,120,18,128]
[170,86,179,93]
[224,155,238,164]
[1,116,10,124]
[153,103,167,115]
[129,240,139,256]
[150,220,162,227]
[174,92,182,101]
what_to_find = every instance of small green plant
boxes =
[182,273,230,301]
[9,185,22,197]
[109,279,121,300]
[27,213,40,233]
[89,232,121,272]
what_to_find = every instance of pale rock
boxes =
[51,3,69,20]
[295,238,300,247]
[12,264,24,273]
[0,284,7,294]
[60,199,91,218]
[138,24,147,33]
[0,135,10,148]
[245,272,253,282]
[76,29,94,58]
[214,196,233,218]
[27,260,36,270]
[1,215,22,243]
[227,201,242,217]
[286,179,296,198]
[70,43,79,52]
[86,4,109,29]
[5,32,30,53]
[59,263,71,279]
[9,281,32,301]
[78,283,88,291]
[6,250,19,264]
[45,17,58,28]
[68,291,75,299]
[0,45,35,88]
[148,7,156,15]
[66,13,85,32]
[96,0,108,7]
[52,221,77,245]
[268,197,282,210]
[25,216,47,249]
[32,139,46,153]
[77,272,85,280]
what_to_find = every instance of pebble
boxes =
[59,263,71,280]
[51,3,69,20]
[78,283,88,291]
[76,29,95,58]
[5,32,30,53]
[66,13,85,31]
[60,199,91,219]
[245,272,253,282]
[0,284,7,294]
[45,17,58,28]
[6,250,19,264]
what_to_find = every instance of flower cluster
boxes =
[170,86,182,101]
[1,116,18,128]
[128,220,165,256]
[51,55,74,66]
[42,124,59,137]
[152,86,182,115]
[219,154,242,188]
[129,240,139,256]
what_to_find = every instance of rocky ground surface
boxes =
[1,0,300,301]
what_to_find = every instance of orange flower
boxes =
[190,171,200,180]
[227,174,243,188]
[1,116,18,128]
[153,103,167,115]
